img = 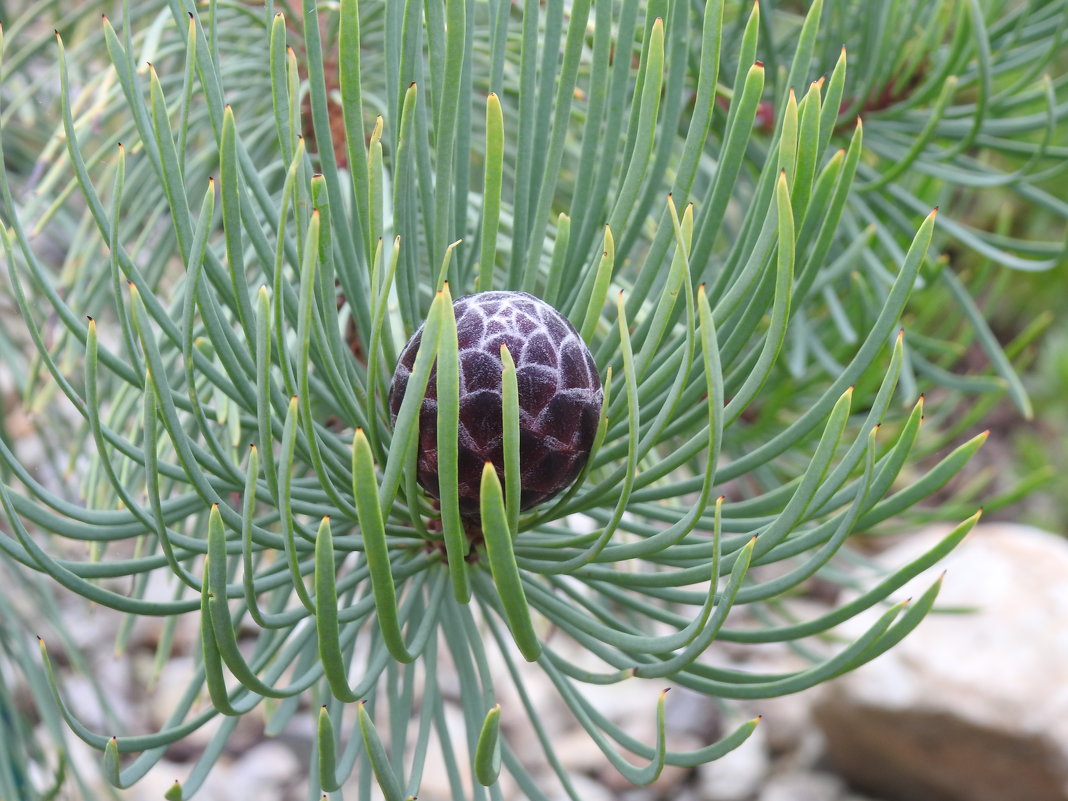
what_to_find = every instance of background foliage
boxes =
[0,0,1065,799]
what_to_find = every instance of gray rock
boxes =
[217,741,301,801]
[550,773,616,801]
[758,770,845,801]
[666,686,723,741]
[814,523,1068,801]
[755,691,823,762]
[697,722,770,801]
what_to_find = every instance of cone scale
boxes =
[389,291,602,517]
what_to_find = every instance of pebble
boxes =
[697,722,770,801]
[757,770,845,801]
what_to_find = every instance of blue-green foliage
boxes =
[0,1,1063,799]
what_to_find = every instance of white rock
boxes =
[757,770,845,801]
[201,741,301,801]
[122,759,192,801]
[554,726,610,775]
[814,523,1068,801]
[550,773,616,801]
[597,733,701,795]
[665,686,723,741]
[697,721,770,801]
[234,740,301,781]
[754,691,820,760]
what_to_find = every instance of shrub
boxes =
[0,0,1063,798]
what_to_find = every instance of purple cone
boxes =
[389,291,603,517]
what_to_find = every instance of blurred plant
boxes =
[741,0,1067,417]
[0,561,120,801]
[0,0,1064,799]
